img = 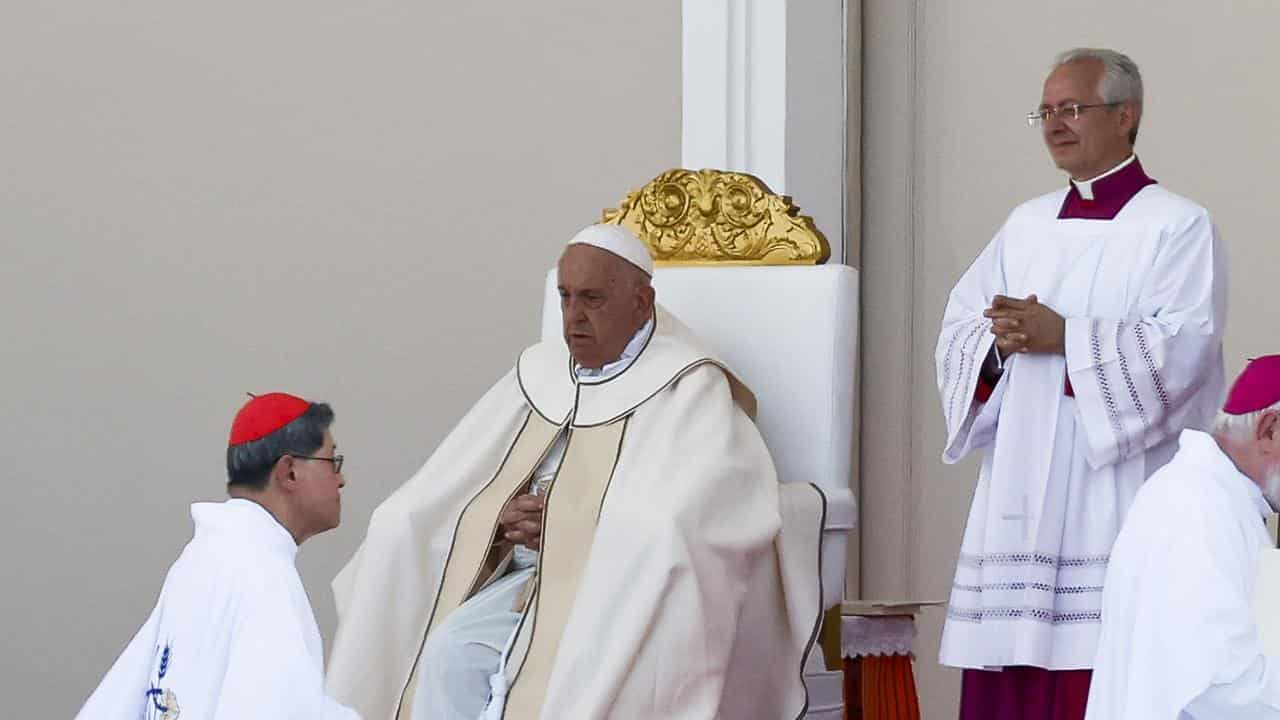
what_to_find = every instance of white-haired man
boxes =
[326,224,822,719]
[1086,355,1280,718]
[935,48,1227,718]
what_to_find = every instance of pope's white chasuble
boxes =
[75,499,359,720]
[936,176,1227,670]
[327,306,826,720]
[1085,430,1279,719]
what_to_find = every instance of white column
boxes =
[682,0,850,262]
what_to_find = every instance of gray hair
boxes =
[1053,48,1143,144]
[1210,400,1280,442]
[226,402,334,489]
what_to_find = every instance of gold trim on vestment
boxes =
[503,419,629,718]
[396,412,563,719]
[602,168,830,266]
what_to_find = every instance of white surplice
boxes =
[1085,430,1280,719]
[75,498,359,720]
[936,182,1227,669]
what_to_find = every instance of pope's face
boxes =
[557,245,652,370]
[1039,60,1136,180]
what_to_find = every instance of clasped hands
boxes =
[498,493,544,550]
[984,294,1066,358]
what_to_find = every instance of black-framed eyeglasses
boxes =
[289,453,344,473]
[1026,102,1120,127]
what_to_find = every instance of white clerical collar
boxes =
[518,306,755,426]
[192,497,300,558]
[1071,154,1136,201]
[575,317,655,383]
[1180,430,1273,519]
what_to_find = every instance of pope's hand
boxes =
[499,494,544,549]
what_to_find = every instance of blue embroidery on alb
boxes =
[144,641,181,720]
[945,605,1101,625]
[955,552,1109,569]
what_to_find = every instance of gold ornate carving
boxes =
[601,168,830,266]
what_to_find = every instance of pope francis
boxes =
[326,224,823,720]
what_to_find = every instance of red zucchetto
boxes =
[1222,355,1280,415]
[228,392,311,446]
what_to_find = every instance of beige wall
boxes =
[0,3,679,715]
[859,1,1280,716]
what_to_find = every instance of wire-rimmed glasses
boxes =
[289,453,344,473]
[1027,102,1120,127]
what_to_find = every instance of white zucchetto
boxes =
[567,224,654,276]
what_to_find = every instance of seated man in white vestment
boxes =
[325,224,823,720]
[1086,355,1280,719]
[75,392,360,720]
[935,47,1227,719]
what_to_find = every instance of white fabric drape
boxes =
[328,308,823,720]
[1086,430,1279,719]
[75,499,359,720]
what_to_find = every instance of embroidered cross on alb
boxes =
[1001,493,1034,541]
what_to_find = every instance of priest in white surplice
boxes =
[1086,355,1280,719]
[935,48,1227,719]
[75,393,359,719]
[326,224,824,720]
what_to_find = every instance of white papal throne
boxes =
[540,169,858,719]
